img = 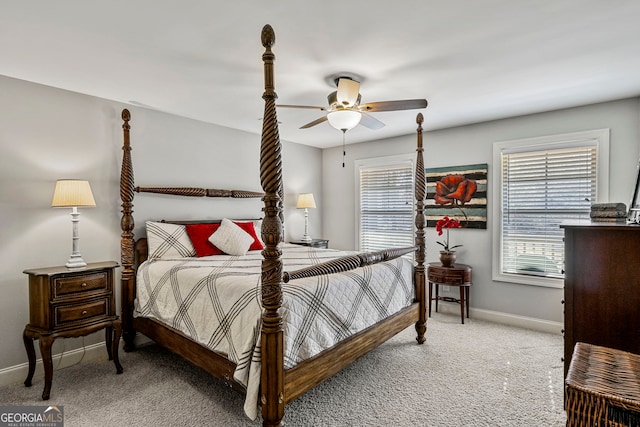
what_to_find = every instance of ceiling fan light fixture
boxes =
[327,110,362,131]
[336,78,360,107]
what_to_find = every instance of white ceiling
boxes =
[2,1,640,149]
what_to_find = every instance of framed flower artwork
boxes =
[426,163,487,229]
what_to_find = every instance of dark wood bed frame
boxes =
[119,24,427,427]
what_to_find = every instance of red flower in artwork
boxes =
[434,174,477,206]
[435,216,462,251]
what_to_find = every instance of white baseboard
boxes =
[0,342,109,388]
[433,303,564,335]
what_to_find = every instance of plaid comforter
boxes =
[135,243,414,419]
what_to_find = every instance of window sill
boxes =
[492,271,563,289]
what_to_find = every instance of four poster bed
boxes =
[119,25,427,426]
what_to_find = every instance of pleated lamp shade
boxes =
[51,180,96,207]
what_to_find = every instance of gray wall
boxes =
[322,97,640,323]
[3,71,639,374]
[0,75,322,372]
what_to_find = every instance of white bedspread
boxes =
[135,243,414,419]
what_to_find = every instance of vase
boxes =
[439,251,456,267]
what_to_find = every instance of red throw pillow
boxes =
[185,223,223,257]
[234,221,265,251]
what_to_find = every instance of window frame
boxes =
[355,154,415,252]
[491,129,610,288]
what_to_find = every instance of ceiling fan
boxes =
[277,75,428,132]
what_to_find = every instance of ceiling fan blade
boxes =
[277,104,327,111]
[336,78,360,107]
[359,112,385,130]
[300,115,328,129]
[359,99,428,112]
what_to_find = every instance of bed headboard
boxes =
[132,218,262,268]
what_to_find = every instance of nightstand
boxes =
[427,262,472,324]
[22,261,123,400]
[289,239,329,249]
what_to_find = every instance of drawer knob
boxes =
[81,310,88,315]
[81,282,87,287]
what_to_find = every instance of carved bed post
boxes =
[259,25,285,427]
[414,113,427,344]
[120,109,136,352]
[278,183,285,231]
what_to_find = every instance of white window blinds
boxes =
[501,145,597,278]
[359,163,414,252]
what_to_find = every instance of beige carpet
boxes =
[0,312,566,426]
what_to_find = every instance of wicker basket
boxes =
[566,342,640,426]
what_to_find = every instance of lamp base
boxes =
[300,234,312,243]
[66,208,87,269]
[65,254,87,269]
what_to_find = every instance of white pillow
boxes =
[146,221,196,259]
[253,219,265,246]
[209,218,254,256]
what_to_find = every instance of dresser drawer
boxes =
[54,298,109,326]
[54,272,108,298]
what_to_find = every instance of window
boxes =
[356,156,414,252]
[492,129,609,287]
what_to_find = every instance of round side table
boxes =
[427,262,472,324]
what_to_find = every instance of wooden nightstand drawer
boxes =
[428,272,464,284]
[54,272,108,297]
[427,271,445,283]
[54,298,109,326]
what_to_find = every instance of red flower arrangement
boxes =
[436,216,462,252]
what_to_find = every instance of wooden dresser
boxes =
[561,222,640,378]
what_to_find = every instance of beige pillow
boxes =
[208,218,254,256]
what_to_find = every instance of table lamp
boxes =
[51,179,96,268]
[296,193,316,243]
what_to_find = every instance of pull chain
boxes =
[342,129,346,168]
